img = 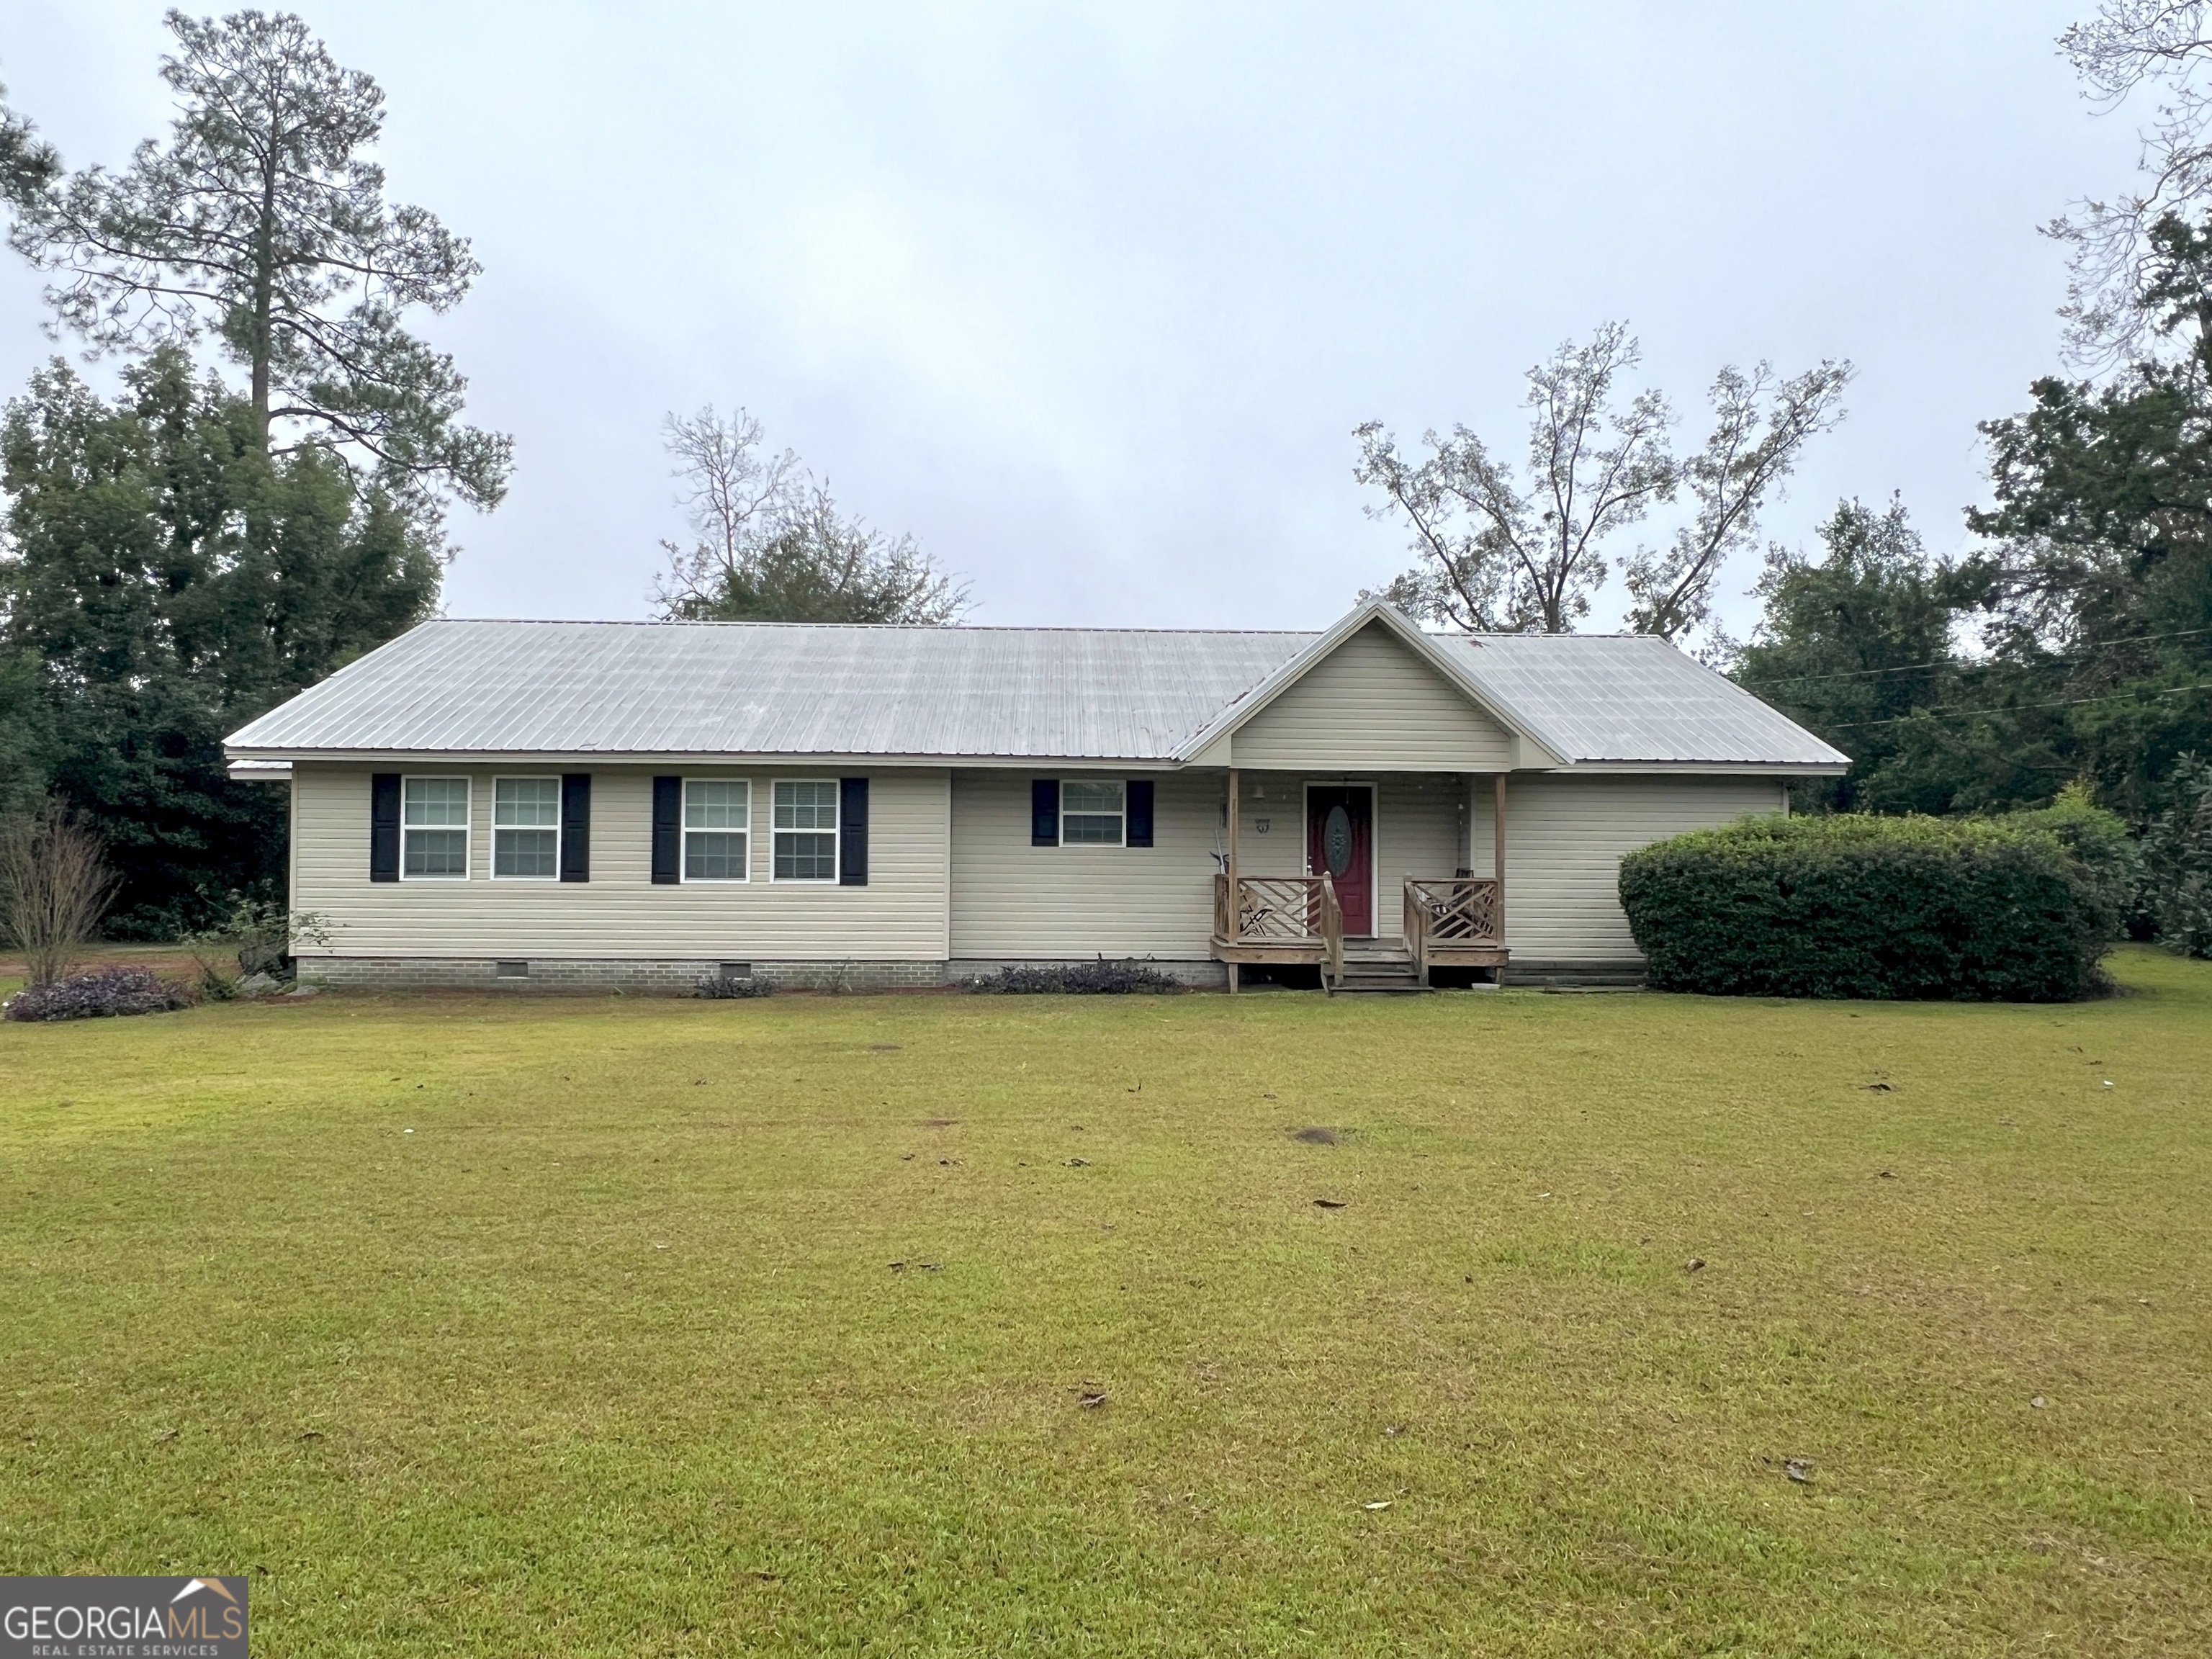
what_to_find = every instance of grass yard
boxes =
[2,950,2209,1656]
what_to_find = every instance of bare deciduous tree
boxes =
[2053,2,2212,361]
[1624,361,1852,640]
[0,799,122,986]
[1357,323,1848,640]
[1356,323,1673,633]
[652,405,970,625]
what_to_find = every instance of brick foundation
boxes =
[296,956,951,993]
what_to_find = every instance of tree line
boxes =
[1,4,2207,947]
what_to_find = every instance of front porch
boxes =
[1210,873,1509,992]
[1208,767,1511,993]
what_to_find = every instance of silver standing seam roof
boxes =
[223,605,1848,770]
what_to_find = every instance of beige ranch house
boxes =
[223,600,1847,993]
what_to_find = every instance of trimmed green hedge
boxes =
[1618,805,2127,1002]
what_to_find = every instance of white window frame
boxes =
[770,778,842,884]
[399,775,472,882]
[680,777,752,884]
[1058,777,1127,848]
[490,775,562,881]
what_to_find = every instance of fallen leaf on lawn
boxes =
[1362,1501,1392,1511]
[1066,1157,1090,1167]
[1314,1197,1346,1209]
[1863,1082,1894,1092]
[1077,1390,1107,1409]
[888,1262,906,1272]
[1262,1092,1278,1100]
[1686,1257,1707,1272]
[1879,1169,1895,1179]
[298,1430,323,1442]
[1784,1458,1813,1483]
[921,1262,943,1272]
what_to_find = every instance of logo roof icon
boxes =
[171,1578,240,1606]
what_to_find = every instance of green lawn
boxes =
[3,950,2208,1656]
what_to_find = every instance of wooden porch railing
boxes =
[1213,872,1346,990]
[1319,873,1344,992]
[1404,876,1502,983]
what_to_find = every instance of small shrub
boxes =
[0,799,122,986]
[694,973,774,999]
[967,959,1184,994]
[4,966,197,1022]
[1619,809,2126,1002]
[181,895,336,997]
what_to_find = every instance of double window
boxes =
[401,777,469,878]
[1060,779,1125,846]
[773,781,840,881]
[683,780,750,881]
[493,777,560,878]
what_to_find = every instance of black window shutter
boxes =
[1126,779,1154,848]
[1031,778,1059,846]
[652,775,681,884]
[370,772,400,883]
[839,776,869,886]
[560,773,592,883]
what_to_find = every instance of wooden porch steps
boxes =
[1333,948,1429,995]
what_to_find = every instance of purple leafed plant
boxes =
[3,966,197,1022]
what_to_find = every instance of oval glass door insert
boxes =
[1323,804,1354,876]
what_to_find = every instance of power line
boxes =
[1741,624,2212,688]
[1822,680,2212,733]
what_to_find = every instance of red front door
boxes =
[1307,786,1374,936]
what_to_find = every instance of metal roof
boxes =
[1433,631,1848,766]
[223,608,1848,770]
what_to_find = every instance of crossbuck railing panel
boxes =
[1406,877,1501,943]
[1236,875,1326,942]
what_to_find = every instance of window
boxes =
[773,780,839,881]
[1060,778,1125,846]
[684,780,750,880]
[493,777,560,878]
[402,777,469,878]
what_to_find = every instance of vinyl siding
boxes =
[1231,772,1462,940]
[1468,774,1786,961]
[949,770,1219,958]
[292,763,950,959]
[1231,621,1514,771]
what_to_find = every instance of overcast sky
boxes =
[0,1,2146,638]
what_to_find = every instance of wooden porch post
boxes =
[1493,771,1507,943]
[1226,768,1241,993]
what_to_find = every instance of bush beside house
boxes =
[1619,804,2130,1002]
